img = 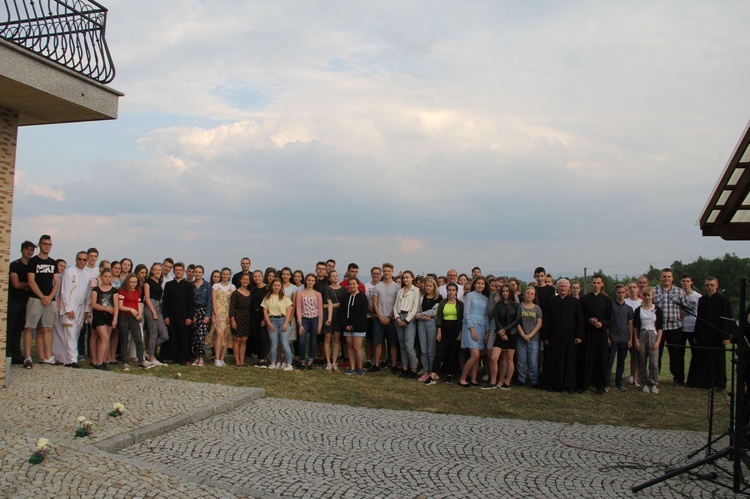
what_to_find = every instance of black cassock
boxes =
[578,292,613,391]
[687,292,732,390]
[163,279,195,365]
[541,295,584,391]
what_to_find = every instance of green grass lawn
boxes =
[116,349,735,433]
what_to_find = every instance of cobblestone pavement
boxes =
[1,364,746,498]
[121,398,745,498]
[0,364,263,497]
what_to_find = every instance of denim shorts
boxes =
[344,331,366,338]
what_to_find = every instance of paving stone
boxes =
[2,364,746,497]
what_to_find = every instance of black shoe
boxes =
[407,371,418,379]
[364,361,373,369]
[671,381,685,387]
[368,365,381,373]
[532,384,540,389]
[481,384,498,390]
[391,366,400,375]
[379,360,387,368]
[445,376,454,384]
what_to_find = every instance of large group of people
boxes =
[6,235,735,394]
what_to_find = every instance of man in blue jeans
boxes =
[608,284,634,392]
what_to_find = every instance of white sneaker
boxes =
[282,364,293,371]
[122,363,130,372]
[651,385,659,394]
[627,376,634,385]
[151,359,165,367]
[219,360,226,367]
[214,360,223,367]
[41,357,55,365]
[642,385,650,393]
[481,375,489,382]
[143,360,153,367]
[275,362,282,369]
[268,362,278,370]
[325,363,332,372]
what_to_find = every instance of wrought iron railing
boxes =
[0,0,115,84]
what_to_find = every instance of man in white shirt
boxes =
[52,251,90,367]
[438,269,465,301]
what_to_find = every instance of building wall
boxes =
[0,105,19,387]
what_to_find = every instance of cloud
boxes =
[14,171,65,202]
[10,0,750,277]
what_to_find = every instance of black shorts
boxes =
[494,332,518,350]
[92,312,114,328]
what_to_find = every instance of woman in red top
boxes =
[117,273,145,371]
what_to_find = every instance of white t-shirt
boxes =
[625,297,642,311]
[213,282,236,293]
[682,291,701,333]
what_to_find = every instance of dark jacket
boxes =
[436,299,464,327]
[343,292,368,332]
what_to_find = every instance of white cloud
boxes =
[10,1,750,276]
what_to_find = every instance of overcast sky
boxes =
[10,0,750,280]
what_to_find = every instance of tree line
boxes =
[565,253,750,319]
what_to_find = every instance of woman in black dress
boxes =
[230,273,253,366]
[250,270,269,367]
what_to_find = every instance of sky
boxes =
[10,0,750,280]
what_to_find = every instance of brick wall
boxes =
[0,105,20,387]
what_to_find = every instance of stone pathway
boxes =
[0,365,746,497]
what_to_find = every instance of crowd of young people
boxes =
[7,235,733,394]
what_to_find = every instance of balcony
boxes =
[1,0,115,84]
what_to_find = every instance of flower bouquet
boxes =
[108,402,125,418]
[29,438,50,464]
[75,416,93,437]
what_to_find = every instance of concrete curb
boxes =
[94,387,264,453]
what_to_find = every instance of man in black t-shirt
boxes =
[23,235,59,369]
[7,241,35,364]
[232,257,252,289]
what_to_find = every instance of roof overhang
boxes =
[700,121,750,241]
[0,38,122,126]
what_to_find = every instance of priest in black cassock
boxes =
[578,275,614,393]
[163,262,195,366]
[541,279,584,393]
[687,276,731,391]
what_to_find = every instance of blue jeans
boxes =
[268,316,292,364]
[297,316,319,361]
[397,313,417,369]
[516,337,540,385]
[417,318,437,372]
[608,340,629,387]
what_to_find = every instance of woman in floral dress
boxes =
[210,267,235,367]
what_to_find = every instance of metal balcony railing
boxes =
[1,0,115,84]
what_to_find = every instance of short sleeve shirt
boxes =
[9,259,29,303]
[27,255,57,298]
